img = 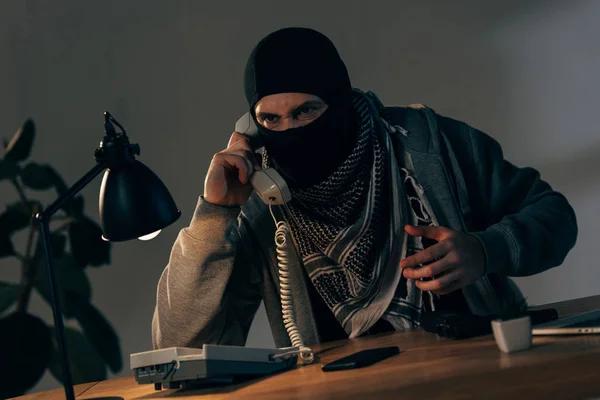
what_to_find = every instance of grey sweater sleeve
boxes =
[151,196,263,349]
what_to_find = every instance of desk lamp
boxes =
[33,112,181,400]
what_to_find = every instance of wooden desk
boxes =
[16,295,600,400]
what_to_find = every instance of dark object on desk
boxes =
[421,309,558,339]
[528,308,560,325]
[322,346,401,371]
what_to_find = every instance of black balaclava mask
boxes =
[244,27,357,189]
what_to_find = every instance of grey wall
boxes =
[1,0,598,394]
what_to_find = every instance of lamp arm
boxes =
[33,160,108,400]
[43,161,108,219]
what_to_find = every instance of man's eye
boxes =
[296,106,319,120]
[299,106,317,114]
[264,115,278,122]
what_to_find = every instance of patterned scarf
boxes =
[263,89,416,337]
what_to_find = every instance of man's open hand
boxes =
[400,225,486,295]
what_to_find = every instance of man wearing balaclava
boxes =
[152,28,577,348]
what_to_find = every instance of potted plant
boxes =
[491,298,532,353]
[0,119,122,398]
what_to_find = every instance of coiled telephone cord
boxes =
[268,200,314,365]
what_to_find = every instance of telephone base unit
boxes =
[130,345,299,390]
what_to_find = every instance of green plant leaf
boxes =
[48,165,68,194]
[29,231,68,259]
[49,232,67,259]
[48,326,107,385]
[69,216,111,267]
[0,157,20,181]
[0,201,37,258]
[20,163,80,217]
[52,253,90,298]
[0,312,52,398]
[0,201,35,235]
[19,162,58,190]
[0,282,20,315]
[33,252,91,318]
[67,292,123,373]
[63,195,84,218]
[4,118,35,162]
[0,234,14,258]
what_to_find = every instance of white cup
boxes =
[491,316,532,353]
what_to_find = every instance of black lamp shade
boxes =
[99,160,181,241]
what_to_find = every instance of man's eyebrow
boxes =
[256,111,278,119]
[257,100,324,119]
[291,100,324,112]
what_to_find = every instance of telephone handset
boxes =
[234,113,313,365]
[235,113,291,205]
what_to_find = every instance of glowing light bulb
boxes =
[138,229,161,241]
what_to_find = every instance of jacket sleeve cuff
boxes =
[469,224,518,276]
[187,196,242,239]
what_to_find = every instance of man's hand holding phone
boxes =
[203,131,260,207]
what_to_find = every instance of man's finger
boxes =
[404,225,454,241]
[431,279,464,296]
[228,134,261,170]
[216,153,251,184]
[400,242,450,269]
[416,269,462,292]
[224,149,256,174]
[228,131,251,148]
[227,136,254,153]
[402,256,454,280]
